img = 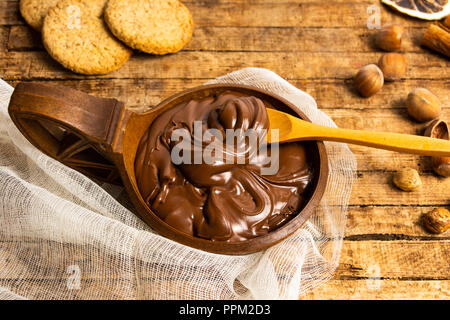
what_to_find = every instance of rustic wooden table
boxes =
[0,0,449,299]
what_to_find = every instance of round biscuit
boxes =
[104,0,194,55]
[42,0,132,75]
[20,0,61,31]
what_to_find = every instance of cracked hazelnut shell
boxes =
[393,168,422,191]
[423,208,450,234]
[424,119,450,177]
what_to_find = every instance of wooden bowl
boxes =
[8,83,329,255]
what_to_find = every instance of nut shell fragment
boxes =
[393,168,422,191]
[424,119,450,177]
[423,208,450,234]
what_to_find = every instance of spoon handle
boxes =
[8,82,126,184]
[295,120,450,157]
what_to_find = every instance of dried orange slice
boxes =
[382,0,450,20]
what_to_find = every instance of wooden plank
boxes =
[301,279,450,299]
[7,79,448,111]
[350,172,449,206]
[327,109,450,135]
[335,240,450,279]
[343,145,437,172]
[0,0,22,26]
[0,0,429,27]
[7,26,42,51]
[0,51,448,80]
[0,26,8,53]
[7,25,427,53]
[298,80,450,111]
[345,206,450,239]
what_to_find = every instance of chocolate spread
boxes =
[135,91,313,242]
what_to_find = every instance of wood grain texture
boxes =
[336,240,450,279]
[0,0,430,27]
[1,51,448,81]
[8,26,42,51]
[0,26,8,52]
[302,280,449,299]
[350,172,449,206]
[346,206,450,239]
[0,0,449,299]
[7,25,427,53]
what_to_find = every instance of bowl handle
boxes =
[8,82,126,184]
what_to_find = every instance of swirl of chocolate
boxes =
[135,91,313,242]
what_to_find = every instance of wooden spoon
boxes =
[266,108,450,157]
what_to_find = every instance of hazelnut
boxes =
[378,53,406,81]
[423,208,450,234]
[375,24,405,51]
[406,88,441,122]
[354,64,384,97]
[431,157,450,177]
[393,168,422,191]
[424,119,450,177]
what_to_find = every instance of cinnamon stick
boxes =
[421,18,450,58]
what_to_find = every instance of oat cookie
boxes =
[42,0,132,75]
[20,0,60,31]
[104,0,194,55]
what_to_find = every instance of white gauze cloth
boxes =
[0,68,356,300]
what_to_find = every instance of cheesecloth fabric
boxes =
[0,68,357,300]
